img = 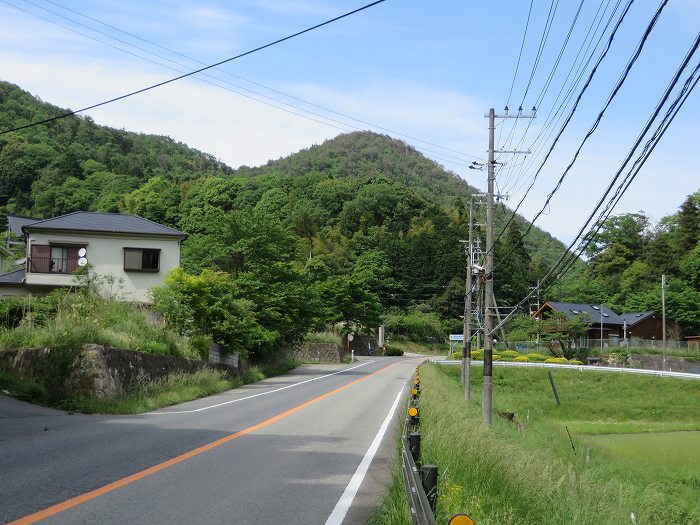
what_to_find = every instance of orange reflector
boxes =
[448,514,476,525]
[408,406,418,417]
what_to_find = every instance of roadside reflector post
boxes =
[408,406,419,431]
[408,432,421,464]
[411,387,419,400]
[420,464,438,513]
[449,514,476,525]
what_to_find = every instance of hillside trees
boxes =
[1,80,589,352]
[556,196,700,334]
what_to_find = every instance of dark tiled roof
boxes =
[23,212,186,238]
[0,268,25,285]
[619,312,655,326]
[544,301,624,325]
[7,215,41,239]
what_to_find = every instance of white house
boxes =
[0,212,186,302]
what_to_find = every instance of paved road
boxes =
[0,356,421,524]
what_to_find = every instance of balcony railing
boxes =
[28,257,78,274]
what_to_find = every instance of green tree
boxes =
[675,194,700,255]
[539,311,592,359]
[317,275,382,331]
[124,176,181,226]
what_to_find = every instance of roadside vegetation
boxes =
[0,275,297,414]
[377,363,700,524]
[0,287,197,358]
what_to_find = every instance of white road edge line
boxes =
[147,360,374,415]
[325,384,405,525]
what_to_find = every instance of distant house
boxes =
[533,301,664,346]
[6,214,40,244]
[0,212,187,303]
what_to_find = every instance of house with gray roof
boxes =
[0,212,186,303]
[533,301,664,346]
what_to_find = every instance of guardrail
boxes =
[401,367,437,525]
[401,367,476,525]
[433,358,700,380]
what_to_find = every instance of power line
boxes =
[0,0,388,136]
[519,0,561,106]
[491,43,700,332]
[6,0,484,164]
[519,0,670,240]
[505,0,535,107]
[486,0,636,257]
[499,0,622,196]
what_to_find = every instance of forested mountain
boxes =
[0,80,580,354]
[0,81,232,218]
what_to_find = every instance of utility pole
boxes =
[483,108,496,427]
[600,305,604,353]
[662,274,667,370]
[461,194,483,400]
[482,106,535,427]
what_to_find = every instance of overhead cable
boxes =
[0,0,388,135]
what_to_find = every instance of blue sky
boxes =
[1,0,698,244]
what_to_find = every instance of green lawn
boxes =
[373,363,700,524]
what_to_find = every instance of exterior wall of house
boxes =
[627,314,664,340]
[24,231,182,302]
[0,285,62,298]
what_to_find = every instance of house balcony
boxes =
[28,257,79,274]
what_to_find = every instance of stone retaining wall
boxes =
[629,353,700,374]
[0,344,209,399]
[289,342,343,363]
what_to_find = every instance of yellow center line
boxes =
[9,361,399,525]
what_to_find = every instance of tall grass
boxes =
[376,364,700,524]
[0,292,197,358]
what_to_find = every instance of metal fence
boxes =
[501,339,696,353]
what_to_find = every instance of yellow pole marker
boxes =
[411,388,418,396]
[408,406,418,418]
[448,514,476,525]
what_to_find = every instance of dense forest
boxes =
[0,80,697,358]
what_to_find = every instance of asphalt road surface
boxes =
[0,356,422,524]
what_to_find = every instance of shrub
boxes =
[492,353,502,361]
[141,341,176,356]
[385,346,404,356]
[525,353,547,362]
[544,357,569,364]
[383,309,446,342]
[568,359,583,365]
[188,335,211,360]
[452,351,462,360]
[471,349,484,360]
[500,350,520,359]
[514,355,529,362]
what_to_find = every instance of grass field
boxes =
[373,363,700,524]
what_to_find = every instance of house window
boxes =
[124,248,160,271]
[29,244,80,273]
